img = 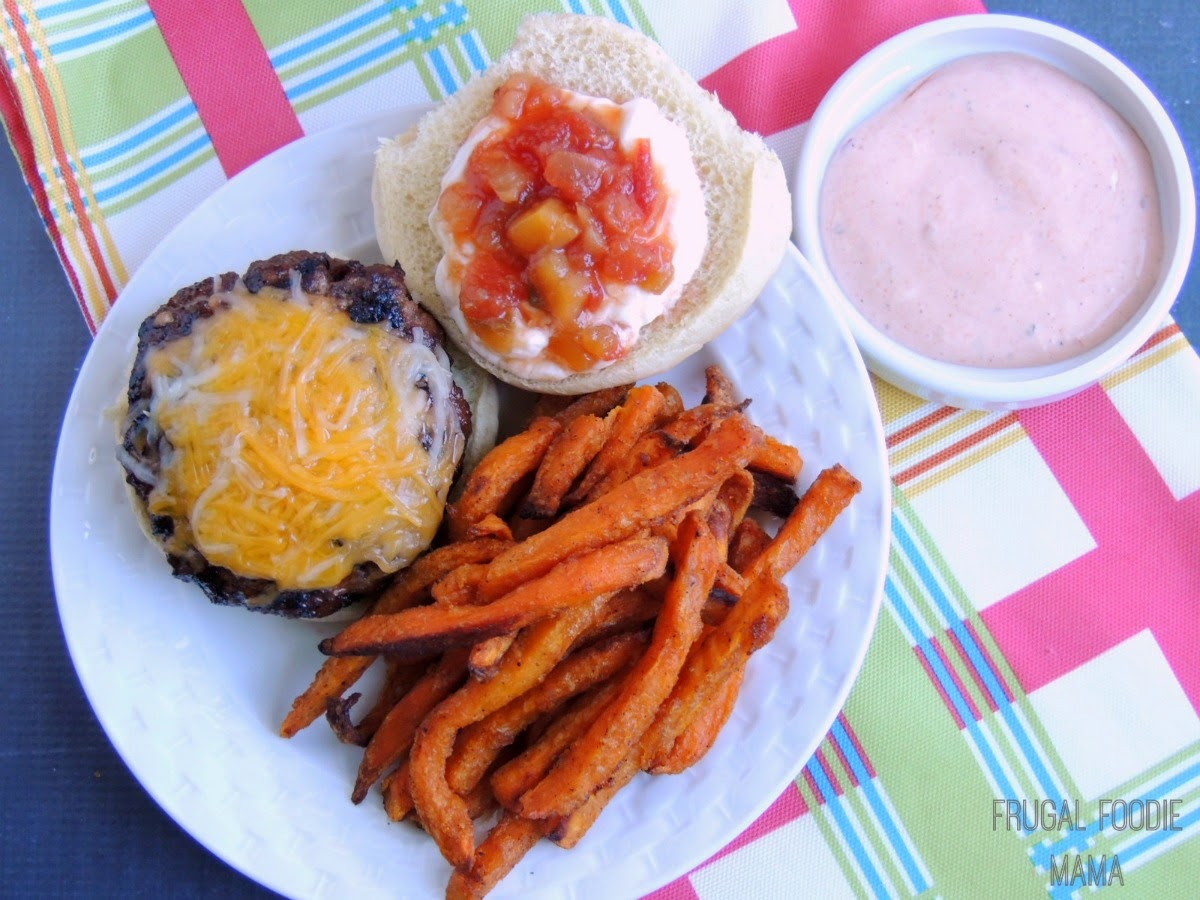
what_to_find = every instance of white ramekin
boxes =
[795,14,1195,409]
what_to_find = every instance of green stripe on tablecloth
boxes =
[103,143,215,216]
[242,0,371,51]
[825,743,914,895]
[413,54,441,101]
[272,20,395,84]
[55,25,186,152]
[293,55,421,114]
[1118,848,1200,898]
[892,490,1080,805]
[970,627,1087,810]
[84,117,198,178]
[845,611,1047,894]
[37,0,146,36]
[444,29,472,81]
[794,774,871,899]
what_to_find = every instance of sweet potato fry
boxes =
[660,402,724,445]
[280,368,865,900]
[409,592,613,867]
[549,753,638,849]
[655,381,684,422]
[459,513,514,542]
[324,692,368,746]
[280,655,379,739]
[519,413,609,519]
[517,513,718,819]
[715,468,756,529]
[613,429,686,484]
[570,384,665,502]
[641,574,789,776]
[728,517,771,574]
[567,586,660,647]
[552,638,742,847]
[350,647,469,804]
[490,678,625,810]
[467,633,516,681]
[748,435,804,482]
[714,563,747,601]
[321,535,668,660]
[381,758,413,821]
[549,622,742,851]
[445,813,554,900]
[449,416,562,539]
[447,631,647,794]
[550,647,741,848]
[703,364,737,408]
[325,658,426,746]
[463,776,499,822]
[431,562,489,606]
[648,665,745,774]
[745,464,862,583]
[551,384,631,426]
[376,537,514,613]
[478,414,763,604]
[279,538,513,738]
[706,496,734,559]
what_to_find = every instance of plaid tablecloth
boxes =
[5,1,1198,896]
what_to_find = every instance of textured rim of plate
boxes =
[49,108,890,899]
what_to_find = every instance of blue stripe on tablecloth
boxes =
[48,8,154,54]
[460,30,486,71]
[271,0,418,69]
[81,103,197,168]
[428,45,457,93]
[893,512,1066,803]
[831,717,931,893]
[285,2,467,101]
[606,0,632,26]
[806,756,891,898]
[92,133,209,203]
[1030,757,1200,868]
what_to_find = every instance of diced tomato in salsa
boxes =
[442,74,677,373]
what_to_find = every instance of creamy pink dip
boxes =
[820,52,1163,368]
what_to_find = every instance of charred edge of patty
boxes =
[120,250,473,619]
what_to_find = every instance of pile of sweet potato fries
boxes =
[280,367,860,898]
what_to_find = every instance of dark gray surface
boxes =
[0,97,269,898]
[1,3,1196,898]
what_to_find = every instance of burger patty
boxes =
[120,250,473,618]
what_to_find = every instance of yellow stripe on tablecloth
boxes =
[899,423,1025,498]
[0,12,104,316]
[22,4,128,324]
[1102,330,1188,392]
[889,408,992,468]
[26,7,129,285]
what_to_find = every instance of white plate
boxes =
[50,107,890,900]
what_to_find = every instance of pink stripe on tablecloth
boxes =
[645,785,809,897]
[983,384,1200,712]
[962,619,1015,704]
[931,634,983,722]
[699,0,986,136]
[915,643,966,730]
[146,0,303,176]
[838,713,877,780]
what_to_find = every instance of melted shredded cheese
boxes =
[143,284,464,590]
